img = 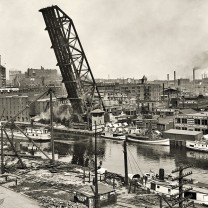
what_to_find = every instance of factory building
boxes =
[0,95,30,122]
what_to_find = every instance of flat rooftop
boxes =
[187,112,208,117]
[164,129,202,136]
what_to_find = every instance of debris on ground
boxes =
[1,157,161,208]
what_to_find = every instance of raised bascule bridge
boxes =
[39,5,105,123]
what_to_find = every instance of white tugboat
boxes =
[6,127,51,141]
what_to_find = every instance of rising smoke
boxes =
[36,104,72,122]
[193,51,208,70]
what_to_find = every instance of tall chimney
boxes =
[174,71,176,86]
[193,68,195,82]
[167,74,169,87]
[163,83,165,101]
[193,68,195,93]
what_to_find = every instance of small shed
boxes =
[74,183,117,208]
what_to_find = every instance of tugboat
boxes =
[6,127,51,142]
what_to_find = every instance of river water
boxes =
[14,134,208,184]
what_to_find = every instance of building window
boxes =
[175,118,181,123]
[182,127,187,130]
[195,128,200,131]
[182,118,187,124]
[202,119,208,125]
[194,119,200,125]
[176,126,181,130]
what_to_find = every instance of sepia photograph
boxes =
[0,0,208,207]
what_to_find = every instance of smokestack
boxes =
[163,83,165,101]
[193,68,196,93]
[174,71,176,87]
[193,68,195,82]
[167,74,169,87]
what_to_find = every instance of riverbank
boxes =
[1,157,161,208]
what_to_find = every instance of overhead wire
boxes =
[127,146,144,176]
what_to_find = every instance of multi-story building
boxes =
[26,66,57,79]
[9,70,22,86]
[0,65,6,87]
[13,67,60,88]
[0,95,30,122]
[174,111,208,134]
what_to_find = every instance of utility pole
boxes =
[1,127,4,174]
[123,136,128,186]
[94,121,100,208]
[49,88,55,162]
[171,165,195,208]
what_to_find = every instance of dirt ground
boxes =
[0,157,196,208]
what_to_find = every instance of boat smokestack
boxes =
[159,168,165,181]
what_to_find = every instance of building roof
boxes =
[91,109,105,114]
[76,183,114,197]
[164,129,202,136]
[157,116,174,124]
[178,109,197,115]
[186,111,208,117]
[0,65,6,69]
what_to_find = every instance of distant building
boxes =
[0,95,30,122]
[0,65,6,87]
[174,111,208,134]
[26,66,57,80]
[9,70,22,86]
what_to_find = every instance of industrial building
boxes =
[174,111,208,134]
[0,95,30,122]
[0,64,6,87]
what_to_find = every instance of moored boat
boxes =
[100,131,125,141]
[127,134,170,146]
[130,169,208,206]
[186,140,208,152]
[5,127,51,141]
[100,123,127,141]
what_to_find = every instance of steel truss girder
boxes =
[39,6,105,117]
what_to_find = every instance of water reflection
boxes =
[6,136,208,183]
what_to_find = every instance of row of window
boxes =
[175,118,208,125]
[175,126,208,134]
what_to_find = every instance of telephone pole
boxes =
[171,165,195,208]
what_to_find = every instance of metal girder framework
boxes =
[39,6,105,118]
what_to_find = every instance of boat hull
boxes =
[186,140,208,152]
[5,131,51,142]
[127,135,170,146]
[100,134,125,141]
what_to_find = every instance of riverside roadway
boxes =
[0,185,41,208]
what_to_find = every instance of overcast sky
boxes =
[1,0,208,80]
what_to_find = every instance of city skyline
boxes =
[1,0,208,80]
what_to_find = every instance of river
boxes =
[13,133,208,184]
